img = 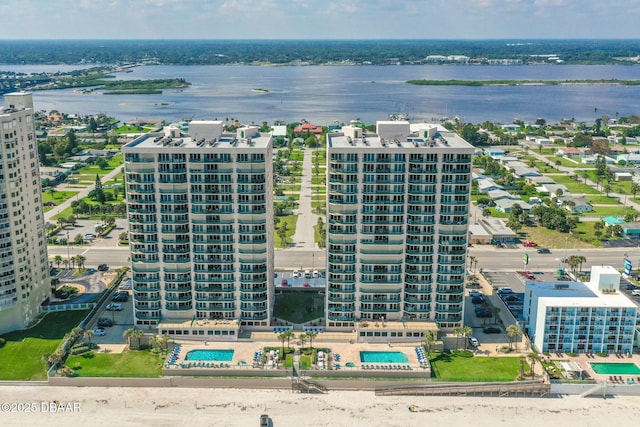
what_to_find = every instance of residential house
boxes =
[494,198,532,213]
[536,184,569,196]
[556,195,592,213]
[511,165,542,178]
[477,178,504,193]
[293,119,323,135]
[603,216,625,227]
[526,175,556,186]
[485,148,506,158]
[621,222,640,239]
[486,189,520,201]
[616,154,640,165]
[557,147,585,158]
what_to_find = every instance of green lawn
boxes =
[289,151,304,161]
[546,156,582,168]
[114,125,145,134]
[42,190,79,211]
[488,208,509,218]
[521,225,594,249]
[274,290,325,323]
[587,205,638,217]
[0,310,89,380]
[430,351,523,382]
[547,175,600,194]
[311,176,326,185]
[274,214,298,248]
[585,195,620,205]
[65,349,164,377]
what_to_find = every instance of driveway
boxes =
[290,148,319,249]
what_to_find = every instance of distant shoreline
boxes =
[407,79,640,86]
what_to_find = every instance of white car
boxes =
[292,270,301,278]
[632,290,640,297]
[469,290,484,297]
[94,328,106,336]
[106,303,123,311]
[312,270,320,278]
[303,270,311,279]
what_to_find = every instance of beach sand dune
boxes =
[1,386,639,426]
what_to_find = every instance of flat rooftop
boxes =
[527,281,637,308]
[125,132,271,150]
[328,130,473,150]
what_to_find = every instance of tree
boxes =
[124,328,144,349]
[62,259,69,269]
[54,255,62,269]
[305,331,318,350]
[631,182,640,200]
[277,222,288,247]
[283,329,295,349]
[527,352,539,380]
[277,332,287,354]
[506,324,522,351]
[519,356,527,379]
[506,216,522,234]
[453,326,463,349]
[424,330,437,356]
[468,255,477,273]
[74,254,86,271]
[94,174,106,204]
[482,207,492,218]
[95,157,109,169]
[84,329,95,345]
[603,182,612,197]
[298,333,307,349]
[462,326,473,350]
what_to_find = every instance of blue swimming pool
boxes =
[185,349,235,361]
[360,351,409,363]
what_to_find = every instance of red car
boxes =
[281,278,288,287]
[522,241,538,247]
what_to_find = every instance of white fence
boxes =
[41,303,94,312]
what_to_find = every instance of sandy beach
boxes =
[1,386,639,427]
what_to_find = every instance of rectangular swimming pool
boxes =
[360,351,409,364]
[590,362,640,375]
[185,349,235,361]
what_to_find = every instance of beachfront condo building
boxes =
[325,121,474,331]
[123,122,274,331]
[523,266,637,354]
[0,92,51,334]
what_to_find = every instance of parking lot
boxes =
[275,270,326,288]
[91,286,135,345]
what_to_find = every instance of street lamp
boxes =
[66,230,71,270]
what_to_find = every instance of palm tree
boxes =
[462,326,473,350]
[54,255,62,269]
[305,331,318,350]
[283,329,295,349]
[519,356,527,379]
[527,352,539,380]
[84,329,94,345]
[468,256,477,273]
[506,324,522,352]
[74,254,86,271]
[298,333,307,349]
[62,259,69,270]
[424,330,437,357]
[124,328,144,349]
[453,326,463,349]
[631,182,640,200]
[277,332,287,354]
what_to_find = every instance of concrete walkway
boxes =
[290,149,318,249]
[45,165,125,223]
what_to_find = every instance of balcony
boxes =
[328,314,355,321]
[436,287,464,294]
[240,314,268,321]
[240,294,268,302]
[404,306,432,313]
[195,284,236,291]
[165,304,193,311]
[134,311,161,320]
[134,294,161,302]
[165,294,193,302]
[360,306,401,312]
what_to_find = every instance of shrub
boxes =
[0,337,6,348]
[596,352,609,358]
[567,352,579,357]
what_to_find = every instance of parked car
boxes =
[281,278,288,287]
[483,326,502,334]
[469,290,484,297]
[292,270,301,278]
[537,248,551,254]
[502,294,520,302]
[303,270,312,279]
[97,264,109,271]
[312,270,320,278]
[97,318,114,327]
[260,414,269,427]
[112,291,129,302]
[119,279,132,290]
[84,233,97,240]
[471,296,485,304]
[94,328,106,336]
[475,310,493,318]
[106,303,123,311]
[468,336,479,347]
[632,290,640,297]
[522,241,538,247]
[497,287,513,294]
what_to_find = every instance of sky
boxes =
[1,0,640,40]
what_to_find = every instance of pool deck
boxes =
[165,339,429,372]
